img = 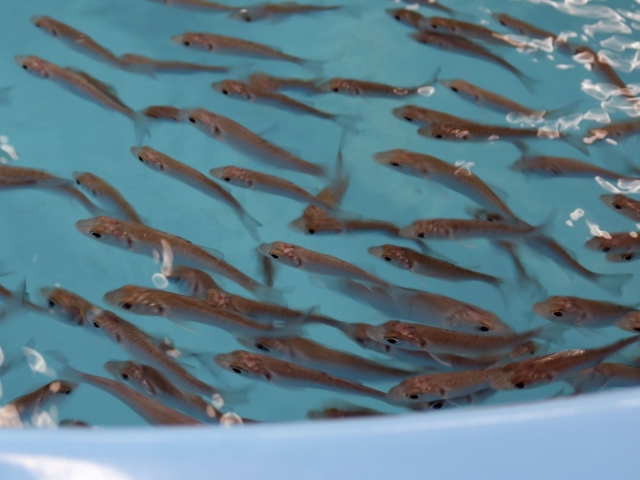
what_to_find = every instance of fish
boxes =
[533,296,640,332]
[386,8,427,29]
[75,216,271,298]
[317,73,438,97]
[88,308,223,399]
[586,119,640,144]
[247,72,323,93]
[600,195,640,223]
[416,16,517,46]
[318,278,512,334]
[409,31,536,91]
[59,419,91,427]
[0,164,101,215]
[439,79,555,116]
[491,13,560,42]
[392,104,473,126]
[40,287,98,327]
[570,44,634,97]
[147,0,238,12]
[171,33,321,71]
[8,380,76,420]
[64,364,203,426]
[131,146,260,240]
[388,367,503,403]
[400,218,537,241]
[587,363,640,389]
[258,241,388,287]
[606,252,640,263]
[373,149,518,220]
[209,165,336,211]
[72,172,143,224]
[166,265,223,300]
[120,53,229,74]
[511,156,636,181]
[491,336,640,390]
[238,336,418,380]
[214,350,387,399]
[366,320,563,356]
[181,108,325,177]
[229,2,341,22]
[368,244,503,289]
[104,361,222,422]
[142,105,181,122]
[307,402,383,419]
[585,232,640,254]
[103,285,293,335]
[211,79,354,129]
[31,16,129,70]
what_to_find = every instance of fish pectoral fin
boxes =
[167,317,199,333]
[66,68,123,105]
[426,351,452,368]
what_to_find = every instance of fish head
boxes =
[399,220,438,240]
[131,146,165,172]
[372,150,424,175]
[215,350,267,378]
[212,80,251,99]
[418,124,466,140]
[171,32,213,51]
[15,55,51,79]
[75,216,130,247]
[104,360,156,394]
[490,362,547,391]
[228,7,267,22]
[237,336,285,356]
[532,296,585,324]
[615,312,640,333]
[600,194,636,216]
[45,380,77,399]
[103,285,162,316]
[86,309,128,341]
[142,105,181,122]
[318,78,356,94]
[181,108,221,135]
[40,287,94,328]
[209,166,250,188]
[439,79,467,95]
[167,266,220,298]
[205,290,232,309]
[392,105,426,124]
[606,251,638,263]
[367,321,423,351]
[509,157,533,173]
[491,12,511,27]
[72,172,98,196]
[422,16,451,32]
[289,206,342,235]
[385,8,421,27]
[450,307,513,334]
[30,16,58,36]
[367,244,412,270]
[258,242,302,268]
[584,236,615,253]
[510,341,543,360]
[388,380,429,404]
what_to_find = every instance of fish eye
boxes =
[431,401,444,409]
[500,20,506,26]
[255,343,270,352]
[451,87,458,92]
[244,16,251,22]
[385,337,398,345]
[394,15,401,20]
[183,41,190,46]
[270,254,279,259]
[120,303,132,310]
[514,382,526,389]
[22,65,28,70]
[601,247,611,253]
[390,162,400,167]
[138,156,144,162]
[308,229,315,234]
[355,338,365,344]
[90,232,102,239]
[434,134,443,139]
[633,326,640,332]
[222,90,228,95]
[382,256,392,262]
[92,321,100,328]
[613,204,623,210]
[403,116,413,122]
[63,389,72,395]
[121,373,129,380]
[222,177,231,182]
[478,325,490,332]
[332,87,339,92]
[552,310,564,317]
[417,233,425,238]
[48,299,56,308]
[188,117,196,123]
[75,179,81,185]
[623,254,634,261]
[231,366,245,375]
[431,24,437,28]
[408,393,420,400]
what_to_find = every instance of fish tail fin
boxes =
[535,323,570,346]
[423,66,442,88]
[545,100,581,119]
[592,272,633,296]
[511,140,529,154]
[0,86,13,106]
[132,111,151,143]
[560,133,590,156]
[121,61,157,79]
[300,59,324,76]
[515,71,539,94]
[238,210,262,241]
[333,114,361,134]
[47,351,84,383]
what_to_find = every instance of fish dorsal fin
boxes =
[66,68,125,105]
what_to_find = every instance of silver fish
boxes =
[132,146,260,240]
[229,2,341,22]
[182,108,325,177]
[8,380,76,420]
[73,172,143,224]
[258,241,388,287]
[215,350,387,399]
[75,216,271,298]
[120,53,229,74]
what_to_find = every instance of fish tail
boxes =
[238,210,262,241]
[300,59,324,76]
[592,272,633,296]
[535,323,570,346]
[560,133,590,156]
[423,66,442,88]
[132,111,151,143]
[333,114,361,134]
[120,59,157,79]
[545,100,581,119]
[514,70,539,94]
[0,86,13,106]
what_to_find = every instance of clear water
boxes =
[0,0,639,427]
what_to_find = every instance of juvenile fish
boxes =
[368,244,502,289]
[511,156,635,181]
[104,285,291,335]
[400,218,537,241]
[104,361,222,422]
[586,119,640,144]
[0,164,101,215]
[66,365,203,426]
[587,363,640,389]
[600,194,640,222]
[373,149,518,220]
[132,146,260,239]
[308,403,382,419]
[121,53,229,74]
[40,287,97,327]
[247,72,323,93]
[142,105,181,122]
[392,104,473,126]
[410,31,536,91]
[585,233,640,254]
[73,172,143,224]
[386,8,427,29]
[31,16,129,70]
[388,367,503,403]
[182,108,325,177]
[148,0,238,12]
[171,33,318,69]
[8,380,76,420]
[491,13,560,42]
[238,336,417,381]
[491,336,640,390]
[570,44,634,97]
[367,320,561,356]
[75,216,271,298]
[229,2,341,22]
[89,309,223,399]
[418,17,517,46]
[215,350,387,399]
[290,205,402,236]
[533,296,640,332]
[317,75,437,97]
[258,241,388,287]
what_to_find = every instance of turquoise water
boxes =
[0,0,639,426]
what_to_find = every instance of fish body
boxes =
[40,287,97,328]
[258,241,388,287]
[121,53,229,73]
[73,172,142,223]
[392,104,473,126]
[587,119,640,143]
[386,8,426,29]
[440,79,544,115]
[417,122,562,143]
[492,13,559,41]
[570,44,633,97]
[230,2,341,22]
[600,194,640,222]
[9,381,76,419]
[166,265,222,300]
[248,72,323,93]
[182,108,325,176]
[589,363,640,388]
[418,16,511,46]
[142,105,181,122]
[585,233,640,254]
[149,0,238,12]
[214,350,387,398]
[400,218,536,240]
[75,216,269,297]
[511,156,634,180]
[318,78,420,97]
